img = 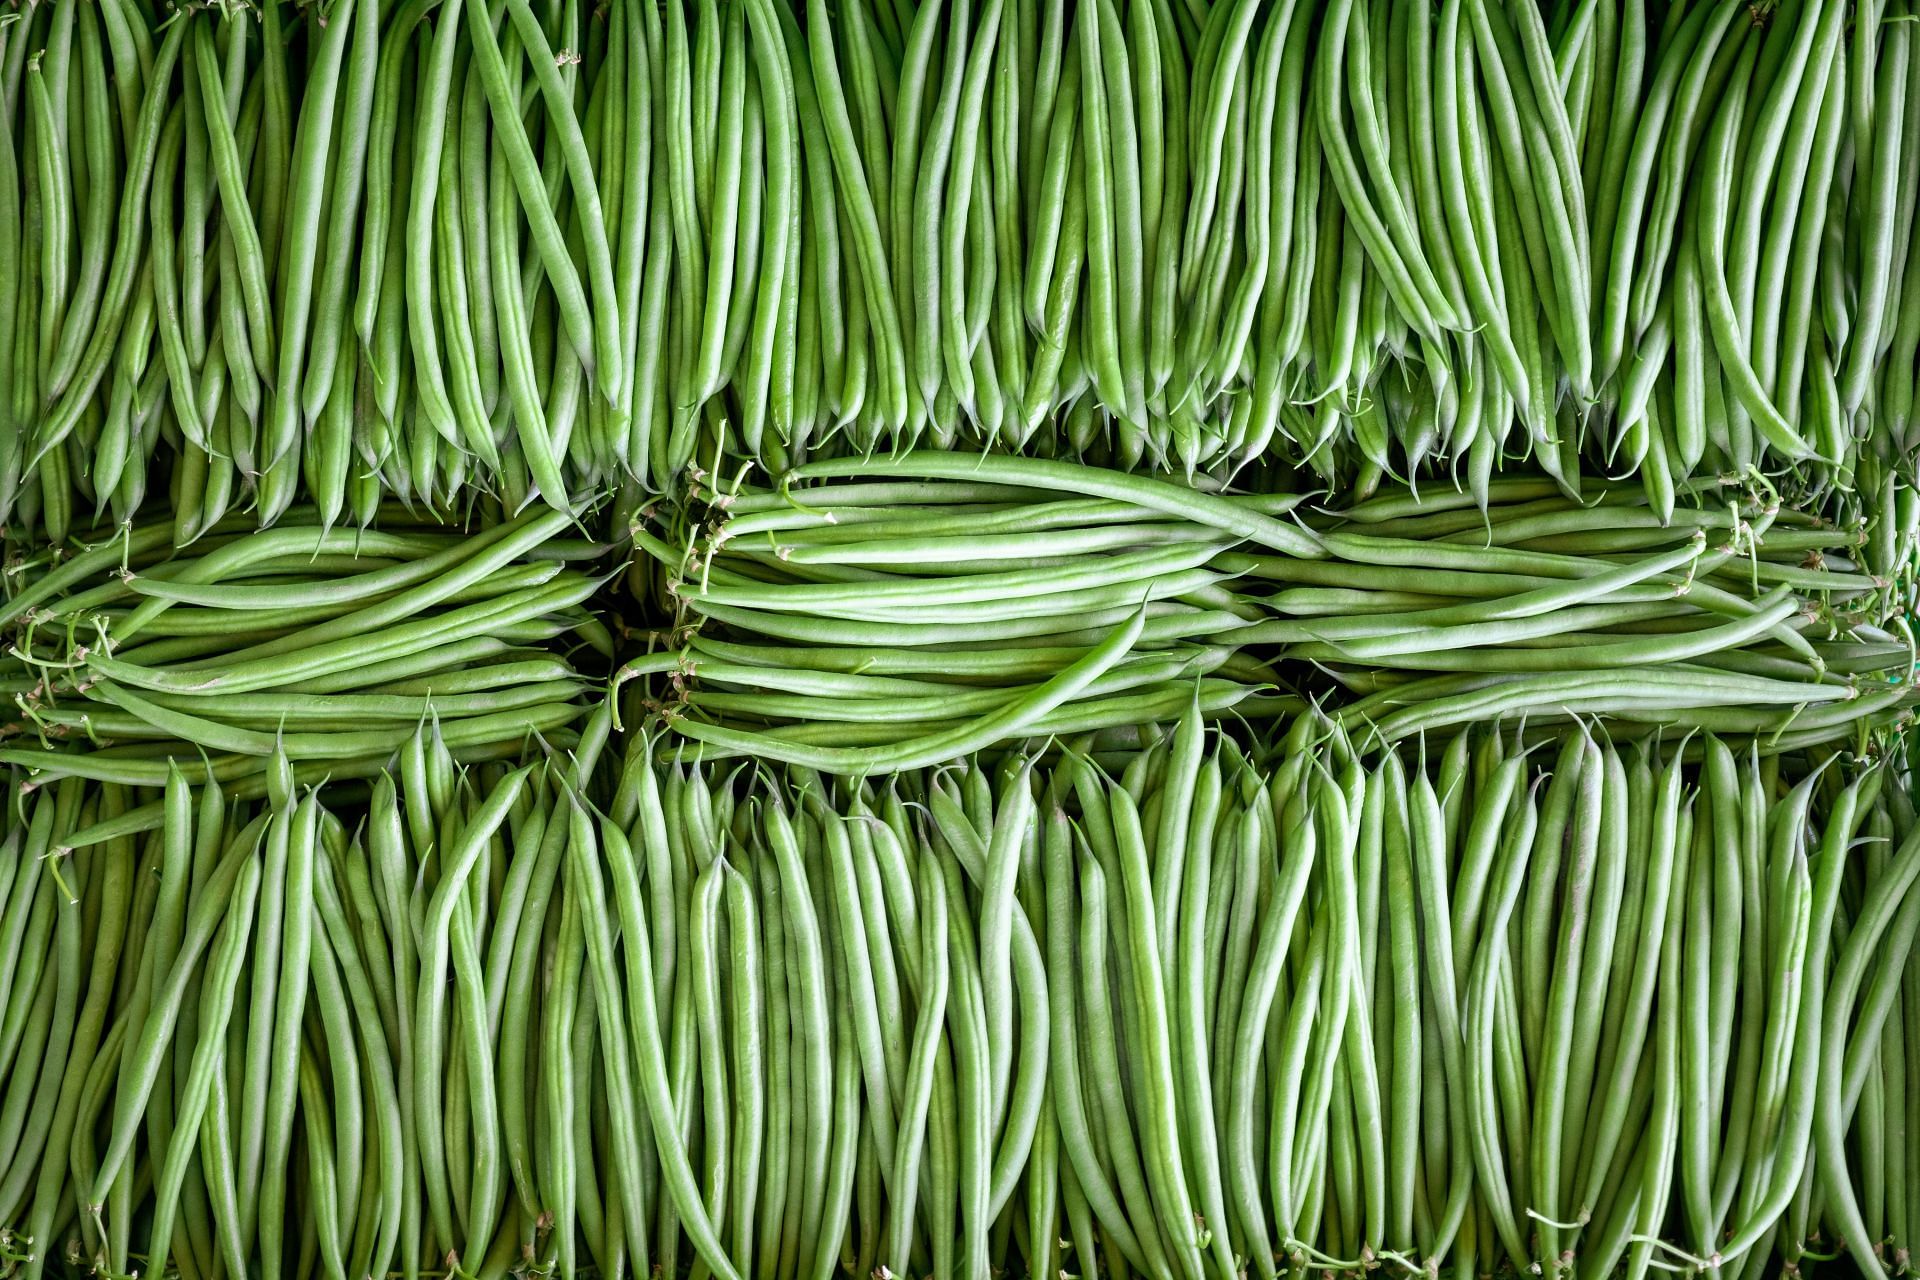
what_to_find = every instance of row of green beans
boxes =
[1,708,1916,1280]
[3,0,1920,539]
[626,453,1919,766]
[0,505,610,787]
[16,454,1908,798]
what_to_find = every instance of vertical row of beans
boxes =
[2,0,1920,534]
[1,711,1918,1280]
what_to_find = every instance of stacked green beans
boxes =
[6,2,1920,1277]
[0,506,609,788]
[624,452,1316,767]
[627,453,1918,763]
[4,710,1918,1280]
[1280,474,1920,749]
[5,0,1920,535]
[0,722,628,1280]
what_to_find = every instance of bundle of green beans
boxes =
[4,708,1918,1280]
[623,452,1316,767]
[625,453,1918,763]
[0,720,624,1280]
[1295,474,1920,748]
[5,0,1920,536]
[0,506,609,787]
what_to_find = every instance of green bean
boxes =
[940,0,1005,417]
[732,0,795,447]
[988,905,1050,1219]
[499,0,624,401]
[686,852,734,1274]
[25,48,68,388]
[1693,45,1812,460]
[16,816,127,1277]
[1317,0,1455,349]
[1035,801,1153,1276]
[259,0,354,498]
[394,0,462,448]
[191,17,274,385]
[591,799,743,1280]
[1812,822,1920,1268]
[1840,14,1911,420]
[804,0,907,427]
[407,765,525,1264]
[794,810,893,1220]
[1460,766,1537,1268]
[449,886,504,1267]
[40,2,106,404]
[909,850,976,1276]
[257,793,320,1278]
[814,955,866,1280]
[1106,782,1205,1280]
[792,452,1319,554]
[144,853,261,1279]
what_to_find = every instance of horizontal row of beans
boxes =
[0,709,1916,1280]
[3,0,1920,540]
[0,506,609,789]
[627,452,1920,766]
[8,452,1910,790]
